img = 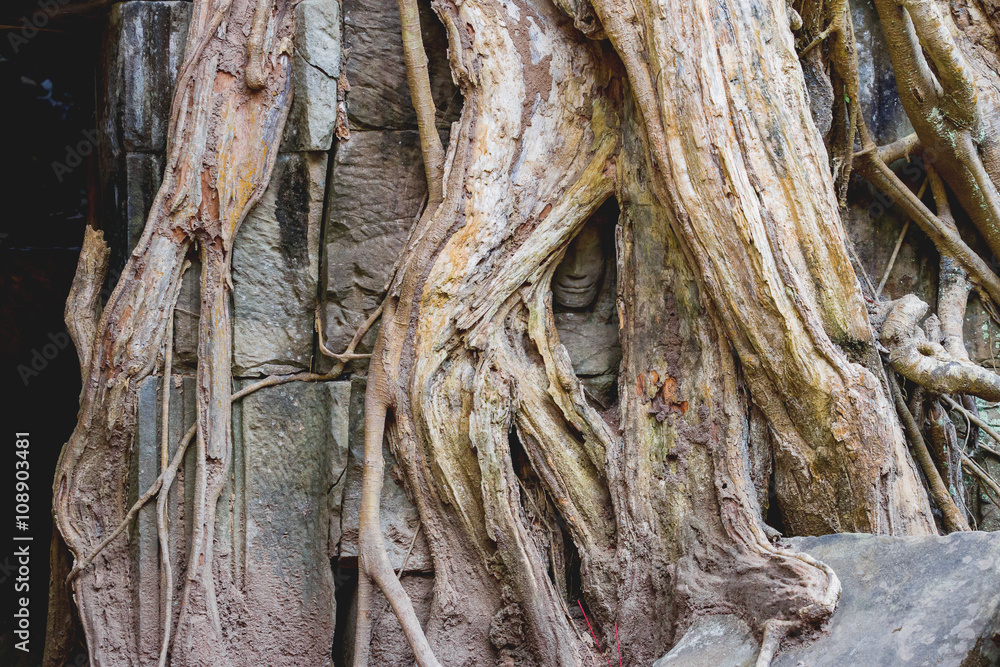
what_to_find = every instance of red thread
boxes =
[577,599,612,667]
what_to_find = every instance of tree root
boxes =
[941,395,1000,460]
[875,178,926,297]
[888,372,970,531]
[755,619,795,667]
[66,423,197,583]
[397,0,444,203]
[962,455,1000,506]
[60,293,381,656]
[881,295,1000,401]
[352,0,451,663]
[64,226,109,386]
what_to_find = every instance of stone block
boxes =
[964,292,1000,368]
[233,380,343,666]
[101,1,190,154]
[654,532,1000,666]
[337,377,432,572]
[170,258,200,372]
[341,573,435,666]
[280,0,342,151]
[322,130,426,356]
[133,378,345,665]
[851,0,913,145]
[101,152,164,274]
[232,152,327,376]
[134,374,198,665]
[327,381,352,554]
[342,0,461,130]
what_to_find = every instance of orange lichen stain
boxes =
[649,370,659,385]
[199,169,220,222]
[661,376,677,403]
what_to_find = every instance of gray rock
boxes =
[342,0,461,130]
[134,378,344,665]
[964,292,1000,369]
[99,1,188,274]
[232,152,327,376]
[655,532,1000,666]
[652,614,758,667]
[337,377,432,572]
[134,374,199,664]
[280,0,342,151]
[101,152,165,274]
[327,381,352,554]
[234,380,341,665]
[101,1,190,154]
[171,258,201,372]
[321,130,427,356]
[851,0,913,144]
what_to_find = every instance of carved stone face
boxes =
[552,221,606,309]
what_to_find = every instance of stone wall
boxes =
[99,0,448,662]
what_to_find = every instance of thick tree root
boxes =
[882,295,1000,401]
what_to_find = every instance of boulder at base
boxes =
[654,532,1000,666]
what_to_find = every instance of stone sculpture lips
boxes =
[553,273,602,308]
[553,220,606,309]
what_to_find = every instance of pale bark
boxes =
[588,0,933,535]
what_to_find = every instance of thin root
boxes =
[67,423,197,584]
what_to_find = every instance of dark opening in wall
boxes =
[553,198,622,410]
[0,2,101,663]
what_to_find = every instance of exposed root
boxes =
[397,0,445,203]
[154,424,195,667]
[871,0,1000,259]
[875,178,926,297]
[878,133,921,164]
[881,295,1000,401]
[755,619,795,667]
[853,142,1000,307]
[245,0,272,89]
[314,308,375,362]
[962,455,1000,507]
[66,423,197,583]
[229,305,383,404]
[941,395,1000,460]
[887,372,970,531]
[64,226,109,386]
